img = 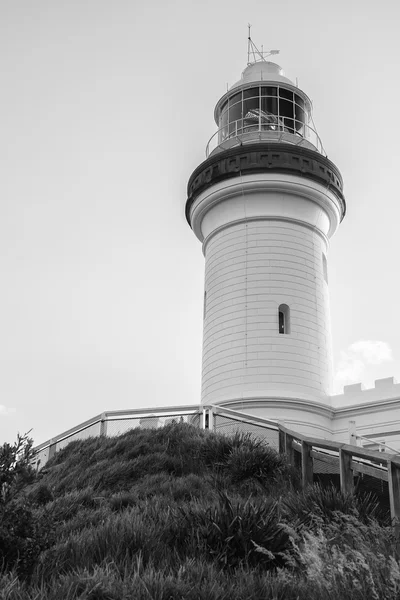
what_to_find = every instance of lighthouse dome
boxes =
[230,61,294,90]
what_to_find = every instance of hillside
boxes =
[0,422,399,599]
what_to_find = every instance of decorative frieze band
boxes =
[186,143,346,225]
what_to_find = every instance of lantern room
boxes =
[206,61,324,157]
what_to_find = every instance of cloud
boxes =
[334,340,393,389]
[348,340,393,364]
[0,405,16,416]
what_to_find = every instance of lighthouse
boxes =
[185,39,346,436]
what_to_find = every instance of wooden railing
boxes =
[204,405,400,531]
[279,424,400,531]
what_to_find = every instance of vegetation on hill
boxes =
[0,422,399,599]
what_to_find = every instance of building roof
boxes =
[230,61,294,90]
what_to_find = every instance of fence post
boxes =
[202,407,208,429]
[301,441,313,488]
[208,407,215,431]
[388,461,400,536]
[284,434,295,466]
[100,413,107,437]
[279,428,285,455]
[48,439,57,460]
[339,449,354,494]
[348,420,357,445]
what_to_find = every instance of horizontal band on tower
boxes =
[186,143,346,225]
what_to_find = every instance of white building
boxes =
[185,44,400,452]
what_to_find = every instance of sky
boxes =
[0,0,399,446]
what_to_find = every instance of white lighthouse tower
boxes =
[185,38,346,436]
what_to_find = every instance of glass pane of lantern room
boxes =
[279,88,293,101]
[228,92,242,137]
[229,92,242,107]
[261,86,277,97]
[219,101,229,142]
[294,94,306,133]
[243,87,259,99]
[260,95,279,130]
[279,98,295,133]
[243,92,260,134]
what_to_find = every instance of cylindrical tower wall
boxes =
[202,218,332,406]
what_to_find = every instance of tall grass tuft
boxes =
[283,483,389,528]
[168,491,298,570]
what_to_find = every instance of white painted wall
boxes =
[202,216,332,405]
[331,378,400,450]
[187,173,343,409]
[214,397,334,439]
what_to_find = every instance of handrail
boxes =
[204,409,400,529]
[207,406,400,466]
[207,404,278,430]
[33,404,202,453]
[206,118,325,157]
[34,403,399,470]
[279,423,400,467]
[33,413,105,452]
[356,434,400,456]
[277,421,400,532]
[103,404,201,419]
[278,423,344,451]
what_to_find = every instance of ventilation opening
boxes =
[322,253,328,284]
[278,304,290,334]
[203,291,207,320]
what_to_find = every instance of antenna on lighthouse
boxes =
[247,24,280,66]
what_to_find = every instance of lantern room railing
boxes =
[206,119,325,157]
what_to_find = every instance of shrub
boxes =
[52,506,111,540]
[27,483,54,505]
[0,432,36,502]
[34,503,173,583]
[225,444,289,484]
[111,472,214,507]
[44,488,99,521]
[283,483,387,528]
[0,499,54,581]
[168,491,297,570]
[295,523,400,600]
[109,491,137,512]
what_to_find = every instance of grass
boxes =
[0,422,398,599]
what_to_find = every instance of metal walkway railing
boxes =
[32,405,202,470]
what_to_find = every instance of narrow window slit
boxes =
[322,253,328,284]
[278,304,290,334]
